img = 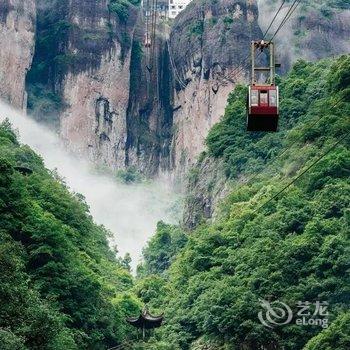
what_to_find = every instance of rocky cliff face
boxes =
[0,0,35,109]
[24,0,140,169]
[124,22,175,175]
[1,0,349,180]
[169,0,262,177]
[257,0,350,72]
[25,0,173,176]
[47,0,138,169]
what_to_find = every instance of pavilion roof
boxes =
[127,309,164,329]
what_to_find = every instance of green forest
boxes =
[134,55,350,349]
[0,123,141,349]
[1,54,349,349]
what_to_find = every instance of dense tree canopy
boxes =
[0,123,140,349]
[2,51,349,349]
[137,56,350,349]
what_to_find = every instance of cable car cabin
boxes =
[144,34,151,48]
[247,40,280,132]
[247,85,279,132]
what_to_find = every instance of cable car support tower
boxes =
[251,40,276,87]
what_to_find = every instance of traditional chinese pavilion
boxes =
[127,308,163,329]
[127,308,163,338]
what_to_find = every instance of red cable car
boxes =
[247,40,279,132]
[144,33,151,48]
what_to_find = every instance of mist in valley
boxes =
[0,100,181,271]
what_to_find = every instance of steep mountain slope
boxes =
[0,122,140,349]
[0,0,35,109]
[137,55,350,349]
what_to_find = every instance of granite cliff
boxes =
[0,0,35,109]
[0,0,348,180]
[169,0,262,177]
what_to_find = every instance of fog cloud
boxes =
[257,0,350,70]
[0,101,180,271]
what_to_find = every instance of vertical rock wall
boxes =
[0,0,35,109]
[125,21,175,176]
[169,0,263,178]
[59,0,138,169]
[1,0,349,180]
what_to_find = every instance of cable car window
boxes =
[251,90,259,106]
[269,89,277,106]
[260,91,268,105]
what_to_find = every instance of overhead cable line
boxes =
[225,0,301,82]
[244,96,346,187]
[262,0,287,38]
[167,39,188,89]
[150,0,159,69]
[224,0,288,82]
[255,129,349,213]
[167,40,208,141]
[270,0,301,41]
